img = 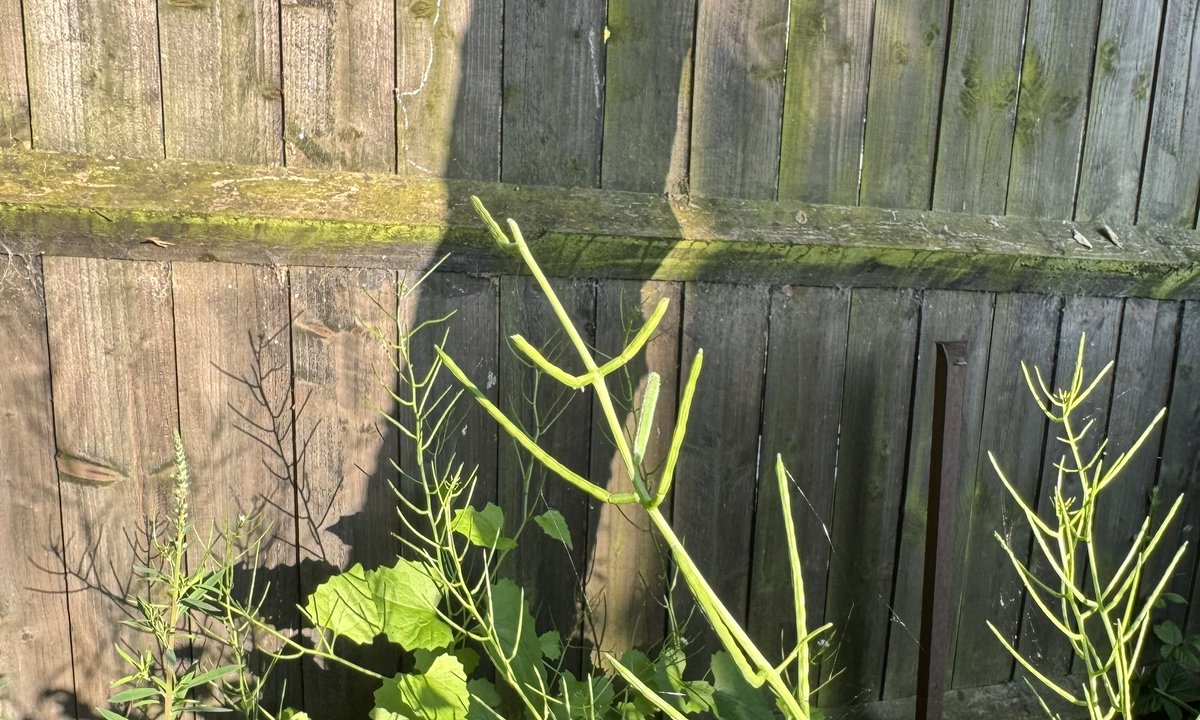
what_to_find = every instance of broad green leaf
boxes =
[534,510,573,550]
[279,711,312,720]
[452,503,517,550]
[96,709,130,720]
[305,563,381,644]
[489,579,546,695]
[539,630,562,660]
[467,678,502,720]
[371,654,470,720]
[1157,621,1185,647]
[305,560,452,650]
[710,651,773,720]
[553,672,615,720]
[371,559,454,650]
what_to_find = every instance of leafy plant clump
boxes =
[218,266,718,719]
[100,431,282,720]
[988,337,1188,720]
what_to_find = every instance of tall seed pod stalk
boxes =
[988,337,1188,720]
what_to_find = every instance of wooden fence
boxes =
[0,151,1197,719]
[1,0,1199,717]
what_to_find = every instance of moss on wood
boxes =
[0,149,1198,298]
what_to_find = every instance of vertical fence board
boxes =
[289,267,398,719]
[601,0,695,194]
[586,280,681,658]
[281,0,394,171]
[1137,0,1200,227]
[951,293,1061,688]
[0,0,30,148]
[0,257,73,720]
[172,262,302,710]
[1074,0,1165,223]
[673,282,769,664]
[1157,302,1200,635]
[498,276,594,672]
[883,290,993,700]
[819,288,919,707]
[931,0,1029,215]
[1013,296,1122,680]
[778,0,876,205]
[1005,0,1102,219]
[23,0,162,156]
[748,286,849,675]
[43,257,178,712]
[158,0,282,164]
[397,0,502,180]
[1092,300,1179,581]
[690,0,789,199]
[859,0,951,209]
[502,0,605,187]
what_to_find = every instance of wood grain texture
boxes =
[1013,296,1122,680]
[859,0,951,209]
[501,0,605,187]
[600,0,695,194]
[23,0,162,156]
[0,256,73,720]
[1137,0,1200,227]
[5,150,1200,300]
[883,290,994,700]
[778,0,876,205]
[397,0,502,180]
[43,257,179,712]
[1074,0,1165,223]
[931,0,1030,214]
[497,276,594,672]
[171,262,302,709]
[585,280,680,659]
[950,293,1061,689]
[747,286,849,677]
[290,267,398,719]
[0,0,30,148]
[1005,0,1102,219]
[819,288,919,707]
[689,0,789,199]
[1159,302,1200,635]
[158,0,283,164]
[281,0,394,171]
[672,281,770,665]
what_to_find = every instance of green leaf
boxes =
[185,664,241,688]
[554,672,615,720]
[305,560,452,650]
[534,510,573,550]
[279,710,312,720]
[305,563,381,644]
[452,503,517,550]
[488,579,546,696]
[467,679,502,720]
[539,630,562,661]
[107,687,160,704]
[96,708,131,720]
[371,654,470,720]
[371,559,454,650]
[709,652,773,720]
[1157,621,1185,647]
